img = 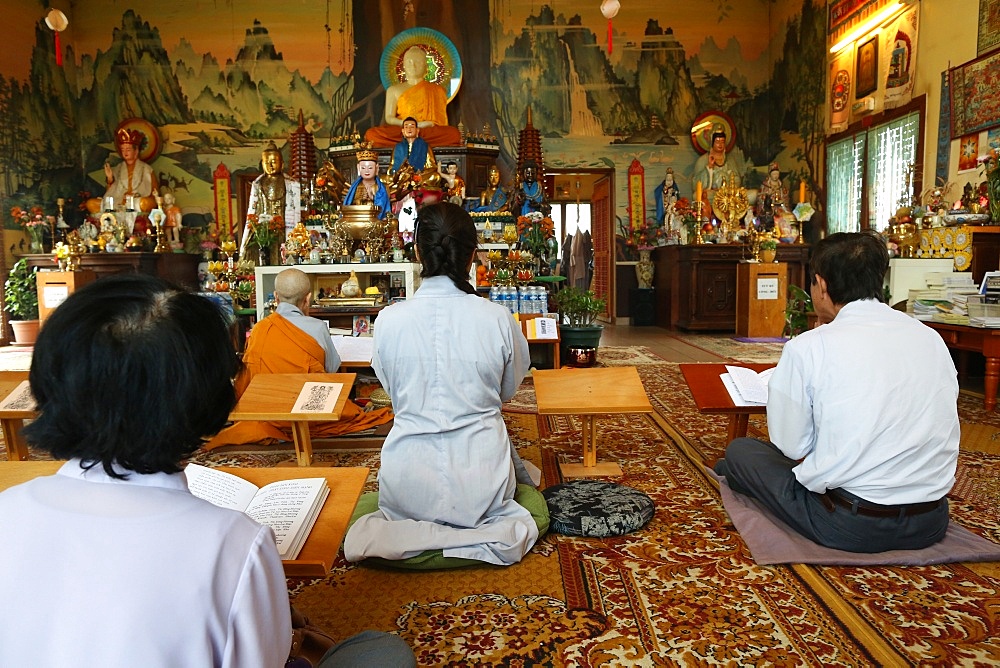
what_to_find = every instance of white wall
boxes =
[915,0,981,201]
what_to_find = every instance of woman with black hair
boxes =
[345,202,540,566]
[0,275,414,667]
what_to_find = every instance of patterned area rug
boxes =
[5,345,1000,664]
[285,346,999,665]
[670,333,785,364]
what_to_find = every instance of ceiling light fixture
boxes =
[829,0,908,54]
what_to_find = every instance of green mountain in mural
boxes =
[492,6,704,147]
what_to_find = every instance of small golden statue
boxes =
[711,175,749,243]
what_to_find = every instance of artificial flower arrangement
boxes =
[245,213,284,251]
[515,211,556,258]
[627,218,665,250]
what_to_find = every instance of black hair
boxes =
[402,117,418,126]
[810,230,888,305]
[24,274,239,479]
[446,161,457,169]
[415,202,477,295]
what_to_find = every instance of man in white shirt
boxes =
[714,231,959,552]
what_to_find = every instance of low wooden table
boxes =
[521,316,561,369]
[680,363,773,441]
[230,373,356,466]
[923,321,1000,411]
[0,372,33,461]
[533,366,652,477]
[0,460,368,577]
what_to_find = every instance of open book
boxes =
[184,464,330,560]
[721,365,775,406]
[525,317,559,340]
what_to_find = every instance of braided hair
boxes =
[415,202,478,295]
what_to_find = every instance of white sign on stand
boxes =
[756,277,779,300]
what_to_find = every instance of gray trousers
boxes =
[317,630,416,668]
[716,438,949,553]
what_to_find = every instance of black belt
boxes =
[820,489,943,518]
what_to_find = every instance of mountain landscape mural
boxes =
[0,1,823,234]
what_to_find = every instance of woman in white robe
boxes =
[344,202,539,566]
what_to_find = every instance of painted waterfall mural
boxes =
[0,0,824,259]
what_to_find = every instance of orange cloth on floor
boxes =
[203,313,392,450]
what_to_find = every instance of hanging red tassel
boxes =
[607,19,613,53]
[54,31,62,66]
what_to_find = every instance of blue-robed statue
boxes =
[344,144,391,220]
[473,164,510,212]
[388,117,436,174]
[510,160,550,217]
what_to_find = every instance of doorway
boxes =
[544,168,615,322]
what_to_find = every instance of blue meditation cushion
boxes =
[542,479,654,537]
[347,484,550,570]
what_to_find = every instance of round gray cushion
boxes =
[542,480,654,537]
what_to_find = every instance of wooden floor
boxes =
[599,323,729,363]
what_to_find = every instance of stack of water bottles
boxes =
[489,285,548,316]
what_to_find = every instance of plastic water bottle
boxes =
[527,286,540,314]
[518,287,528,315]
[489,285,499,303]
[537,286,548,316]
[509,287,519,315]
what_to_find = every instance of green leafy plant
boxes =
[3,258,39,320]
[759,237,778,251]
[784,284,813,338]
[551,286,606,327]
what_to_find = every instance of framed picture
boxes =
[855,37,878,99]
[950,48,1000,138]
[979,0,1000,56]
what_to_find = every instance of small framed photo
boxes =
[855,36,878,99]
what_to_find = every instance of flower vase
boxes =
[635,249,655,289]
[258,247,269,266]
[28,227,44,253]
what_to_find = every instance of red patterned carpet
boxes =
[5,345,1000,665]
[284,347,1000,666]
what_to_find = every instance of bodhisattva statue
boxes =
[239,141,301,259]
[343,144,391,219]
[365,46,462,149]
[473,165,510,212]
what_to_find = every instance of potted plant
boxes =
[759,236,778,263]
[784,284,814,337]
[551,286,606,364]
[4,258,40,345]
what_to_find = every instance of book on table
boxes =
[184,464,330,560]
[720,365,775,406]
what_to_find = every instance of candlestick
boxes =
[799,181,806,204]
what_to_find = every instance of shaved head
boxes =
[274,268,312,305]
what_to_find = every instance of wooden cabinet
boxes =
[20,252,200,290]
[253,262,421,322]
[652,244,810,331]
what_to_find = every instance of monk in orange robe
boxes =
[365,45,462,149]
[203,275,392,449]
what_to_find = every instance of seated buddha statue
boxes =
[365,46,462,149]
